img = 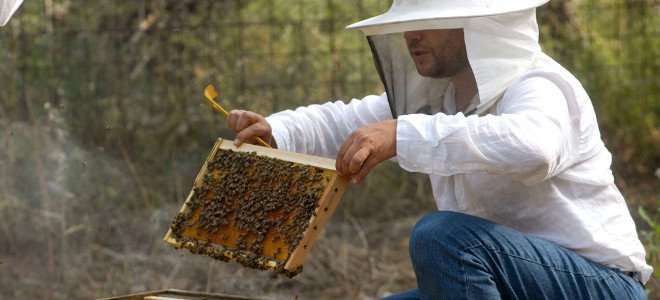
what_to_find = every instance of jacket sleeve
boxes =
[396,76,580,184]
[266,93,393,158]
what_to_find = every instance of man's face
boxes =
[404,29,469,78]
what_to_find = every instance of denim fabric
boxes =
[382,211,646,300]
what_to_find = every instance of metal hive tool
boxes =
[163,139,350,277]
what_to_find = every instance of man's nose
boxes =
[404,31,422,43]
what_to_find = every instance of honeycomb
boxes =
[164,139,349,277]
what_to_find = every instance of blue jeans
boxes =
[382,211,646,300]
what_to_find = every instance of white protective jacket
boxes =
[266,4,653,284]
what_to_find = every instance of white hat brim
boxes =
[347,0,549,35]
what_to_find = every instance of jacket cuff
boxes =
[265,116,291,151]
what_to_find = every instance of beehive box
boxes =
[164,139,350,277]
[97,289,266,300]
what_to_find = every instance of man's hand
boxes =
[336,119,397,184]
[226,110,277,148]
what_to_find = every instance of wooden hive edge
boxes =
[96,288,268,300]
[284,172,350,270]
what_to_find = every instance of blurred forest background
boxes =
[0,0,657,299]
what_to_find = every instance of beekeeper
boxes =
[0,0,23,26]
[226,0,652,298]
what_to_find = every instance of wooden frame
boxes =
[163,139,350,276]
[96,289,266,300]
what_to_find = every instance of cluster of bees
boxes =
[170,149,331,277]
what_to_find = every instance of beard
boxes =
[421,48,469,78]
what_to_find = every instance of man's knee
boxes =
[409,211,493,259]
[411,210,473,238]
[410,211,465,257]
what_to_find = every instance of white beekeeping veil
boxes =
[1,0,23,26]
[347,0,549,117]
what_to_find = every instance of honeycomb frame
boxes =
[163,139,350,277]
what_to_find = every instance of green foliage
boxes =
[538,0,659,178]
[0,1,390,211]
[639,205,660,277]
